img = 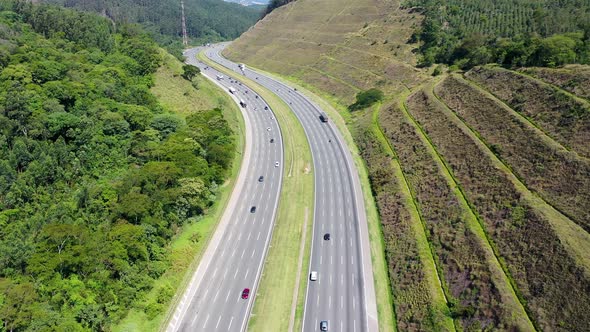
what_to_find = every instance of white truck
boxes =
[216,75,224,80]
[228,87,236,94]
[239,99,247,108]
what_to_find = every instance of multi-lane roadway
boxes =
[204,45,378,332]
[167,44,378,332]
[166,47,284,332]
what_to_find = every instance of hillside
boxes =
[226,0,590,330]
[40,0,262,56]
[0,2,240,331]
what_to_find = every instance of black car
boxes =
[258,176,264,182]
[324,233,330,240]
[270,138,275,143]
[250,206,256,213]
[264,106,269,110]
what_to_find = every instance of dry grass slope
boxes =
[225,0,428,105]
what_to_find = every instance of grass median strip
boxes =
[198,51,315,331]
[248,67,399,332]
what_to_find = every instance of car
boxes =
[270,138,275,143]
[264,106,269,110]
[324,233,330,240]
[267,127,271,131]
[255,95,259,99]
[270,116,274,120]
[250,206,256,213]
[241,288,250,299]
[258,176,264,182]
[275,161,280,167]
[310,271,318,281]
[320,320,328,331]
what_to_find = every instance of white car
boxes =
[275,161,280,167]
[310,271,318,281]
[267,127,271,131]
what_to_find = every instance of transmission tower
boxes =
[181,0,188,46]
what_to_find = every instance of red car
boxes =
[241,288,250,299]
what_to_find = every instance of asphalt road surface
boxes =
[166,47,284,332]
[204,44,378,332]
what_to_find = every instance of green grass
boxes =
[198,52,315,332]
[112,49,245,332]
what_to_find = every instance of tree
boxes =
[348,88,384,111]
[182,64,200,81]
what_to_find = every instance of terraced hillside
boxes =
[226,0,590,330]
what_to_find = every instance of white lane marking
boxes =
[354,319,357,332]
[251,248,256,258]
[330,274,332,285]
[341,274,344,285]
[352,273,355,286]
[213,289,220,302]
[351,255,354,265]
[329,296,331,309]
[203,288,210,299]
[317,294,320,306]
[215,316,222,329]
[341,295,344,309]
[234,268,239,279]
[241,250,245,259]
[225,289,231,302]
[341,321,344,332]
[341,255,344,265]
[244,268,250,280]
[212,267,218,278]
[353,296,356,310]
[247,232,251,241]
[320,255,323,265]
[202,314,210,329]
[257,231,261,241]
[223,268,228,279]
[331,255,333,265]
[238,232,242,241]
[191,311,199,326]
[231,248,236,258]
[228,316,234,330]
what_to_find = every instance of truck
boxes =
[238,63,245,70]
[239,99,247,108]
[319,112,329,123]
[228,87,236,94]
[216,75,223,80]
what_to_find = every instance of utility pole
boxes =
[181,0,188,46]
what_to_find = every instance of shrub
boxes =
[348,88,384,111]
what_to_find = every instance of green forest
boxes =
[41,0,263,58]
[0,1,235,330]
[405,0,590,68]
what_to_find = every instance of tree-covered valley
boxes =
[39,0,263,58]
[0,1,236,330]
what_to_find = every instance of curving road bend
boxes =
[166,47,284,332]
[205,44,378,332]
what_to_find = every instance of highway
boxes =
[204,44,378,332]
[166,47,284,332]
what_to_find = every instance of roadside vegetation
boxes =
[436,75,590,233]
[355,109,453,331]
[0,2,238,331]
[521,66,590,100]
[466,66,590,159]
[380,100,533,330]
[406,88,590,331]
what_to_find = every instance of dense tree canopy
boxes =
[406,0,590,68]
[40,0,263,58]
[0,2,235,330]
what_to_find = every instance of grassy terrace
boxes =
[114,51,245,331]
[406,83,590,330]
[197,51,315,332]
[381,90,534,330]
